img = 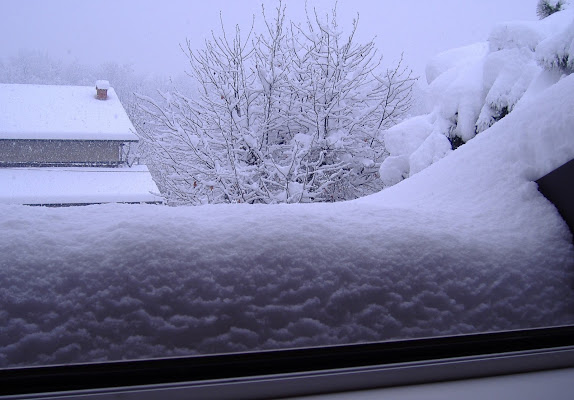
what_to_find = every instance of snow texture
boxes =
[380,8,574,186]
[1,70,574,367]
[0,83,138,141]
[0,166,162,205]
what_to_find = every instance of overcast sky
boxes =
[1,0,539,81]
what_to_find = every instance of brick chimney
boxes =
[95,80,110,100]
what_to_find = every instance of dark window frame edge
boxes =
[2,346,573,400]
[2,325,574,399]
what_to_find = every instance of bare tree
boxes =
[137,2,416,205]
[284,6,416,201]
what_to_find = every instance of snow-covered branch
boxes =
[137,2,416,204]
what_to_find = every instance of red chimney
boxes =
[95,80,110,100]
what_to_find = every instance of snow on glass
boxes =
[1,5,574,368]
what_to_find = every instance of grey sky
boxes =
[0,0,538,81]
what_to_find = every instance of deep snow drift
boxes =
[2,31,574,370]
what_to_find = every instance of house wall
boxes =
[0,140,122,166]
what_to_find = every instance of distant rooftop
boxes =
[0,83,138,141]
[0,166,162,205]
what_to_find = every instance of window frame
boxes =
[1,325,574,399]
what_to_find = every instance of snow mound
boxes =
[383,114,436,156]
[489,21,544,52]
[425,43,488,85]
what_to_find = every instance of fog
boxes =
[0,0,538,79]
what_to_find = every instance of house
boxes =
[0,81,162,205]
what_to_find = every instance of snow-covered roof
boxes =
[0,83,138,141]
[0,165,162,205]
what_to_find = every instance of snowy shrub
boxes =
[537,18,574,73]
[379,7,574,188]
[488,22,544,52]
[537,0,567,19]
[137,2,416,205]
[476,47,540,133]
[425,43,487,85]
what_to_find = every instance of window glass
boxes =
[0,0,573,368]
